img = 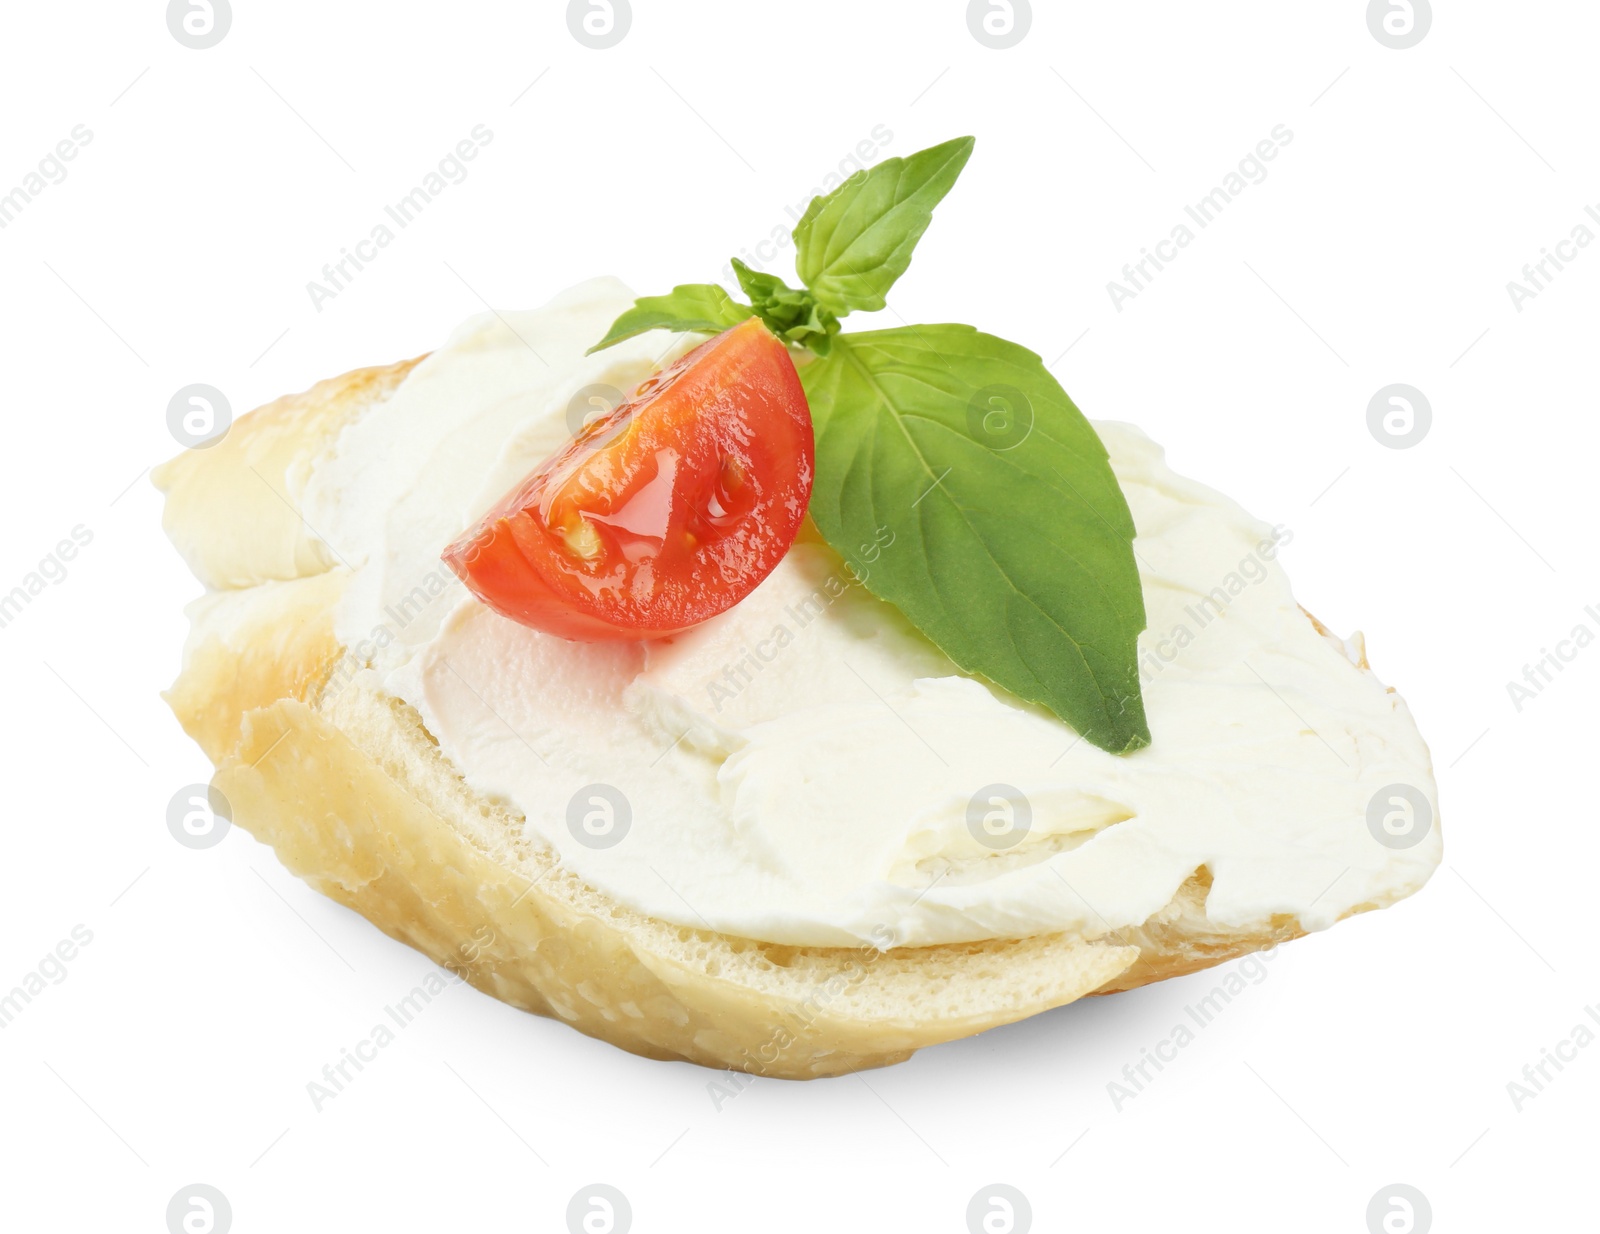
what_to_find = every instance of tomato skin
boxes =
[443,317,814,640]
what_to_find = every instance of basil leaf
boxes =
[792,136,975,316]
[730,258,841,355]
[800,326,1150,753]
[587,284,754,354]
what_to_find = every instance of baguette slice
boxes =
[155,359,1333,1078]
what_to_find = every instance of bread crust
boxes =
[155,356,1398,1076]
[152,358,423,590]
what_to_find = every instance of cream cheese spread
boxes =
[300,278,1440,948]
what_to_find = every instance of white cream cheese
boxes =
[300,278,1440,949]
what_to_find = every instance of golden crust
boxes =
[156,352,1349,1077]
[166,572,347,763]
[152,358,424,590]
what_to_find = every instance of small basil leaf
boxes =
[587,284,754,354]
[792,136,975,316]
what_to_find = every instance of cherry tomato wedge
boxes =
[443,317,814,640]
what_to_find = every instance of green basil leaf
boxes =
[800,325,1150,754]
[587,284,754,354]
[792,136,975,316]
[730,258,841,355]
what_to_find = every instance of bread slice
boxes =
[155,358,1353,1078]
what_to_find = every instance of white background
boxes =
[1,2,1594,1231]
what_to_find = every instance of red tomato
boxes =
[443,317,814,640]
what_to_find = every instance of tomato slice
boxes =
[443,317,814,640]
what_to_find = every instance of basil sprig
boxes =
[589,137,1150,753]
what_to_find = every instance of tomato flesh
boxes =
[443,317,814,640]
